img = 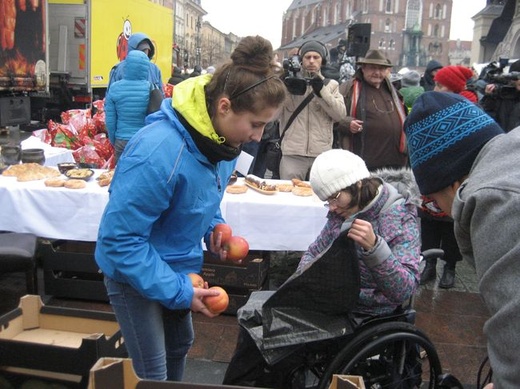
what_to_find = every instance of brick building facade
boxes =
[280,0,452,68]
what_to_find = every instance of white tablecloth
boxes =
[0,175,328,251]
[21,136,75,167]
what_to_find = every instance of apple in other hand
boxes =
[224,236,249,262]
[214,223,233,245]
[203,286,229,314]
[188,273,204,288]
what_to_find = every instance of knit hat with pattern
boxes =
[310,149,370,201]
[434,65,474,93]
[404,92,504,195]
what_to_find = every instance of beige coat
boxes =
[279,74,346,157]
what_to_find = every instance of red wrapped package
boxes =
[48,120,82,150]
[164,83,174,98]
[92,99,105,113]
[93,110,106,134]
[78,120,98,139]
[72,145,105,168]
[102,154,115,170]
[32,128,53,144]
[92,133,114,161]
[61,109,91,134]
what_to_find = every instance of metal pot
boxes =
[21,148,46,165]
[1,144,22,165]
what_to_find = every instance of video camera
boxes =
[479,58,520,99]
[282,55,311,95]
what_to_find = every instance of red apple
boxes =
[188,273,204,288]
[214,223,233,245]
[202,286,229,314]
[224,235,249,262]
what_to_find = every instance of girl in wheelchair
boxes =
[223,149,425,388]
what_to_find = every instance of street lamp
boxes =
[196,16,201,67]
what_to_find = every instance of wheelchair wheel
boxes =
[310,321,443,389]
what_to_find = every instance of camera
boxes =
[479,59,520,99]
[282,55,311,95]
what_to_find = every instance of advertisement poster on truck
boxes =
[1,0,172,93]
[0,0,47,92]
[90,0,173,89]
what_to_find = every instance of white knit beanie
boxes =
[310,149,370,201]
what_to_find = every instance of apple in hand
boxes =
[202,286,229,314]
[224,236,249,262]
[188,273,204,288]
[214,223,233,245]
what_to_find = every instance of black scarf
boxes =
[175,109,241,165]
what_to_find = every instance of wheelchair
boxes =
[280,248,464,389]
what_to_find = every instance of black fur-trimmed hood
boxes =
[371,167,421,207]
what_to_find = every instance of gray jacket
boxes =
[452,126,520,388]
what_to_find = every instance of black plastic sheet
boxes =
[237,232,361,364]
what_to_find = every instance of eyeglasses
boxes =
[324,191,341,208]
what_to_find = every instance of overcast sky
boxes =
[202,0,487,49]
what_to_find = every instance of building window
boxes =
[379,37,386,49]
[405,0,422,30]
[429,41,442,54]
[362,0,368,13]
[433,24,439,37]
[389,39,395,50]
[385,0,392,13]
[435,3,442,19]
[385,18,392,32]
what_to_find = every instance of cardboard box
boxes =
[0,295,126,386]
[328,374,366,389]
[202,251,269,290]
[88,357,265,389]
[40,239,108,302]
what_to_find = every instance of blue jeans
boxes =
[104,276,194,381]
[114,139,128,164]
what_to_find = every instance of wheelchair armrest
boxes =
[421,248,444,262]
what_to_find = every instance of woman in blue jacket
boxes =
[95,35,287,382]
[105,50,151,163]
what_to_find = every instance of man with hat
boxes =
[107,32,163,94]
[405,91,519,388]
[337,49,407,171]
[277,40,346,180]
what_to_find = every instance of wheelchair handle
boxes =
[421,248,444,262]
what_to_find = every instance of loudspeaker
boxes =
[347,23,371,57]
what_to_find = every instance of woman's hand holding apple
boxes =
[191,287,221,318]
[209,223,232,260]
[209,223,249,263]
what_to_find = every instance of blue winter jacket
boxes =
[107,32,163,93]
[95,75,237,310]
[104,50,150,144]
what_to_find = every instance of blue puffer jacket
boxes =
[105,50,150,143]
[95,75,237,310]
[107,32,163,92]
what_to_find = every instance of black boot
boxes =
[439,268,456,289]
[420,261,436,285]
